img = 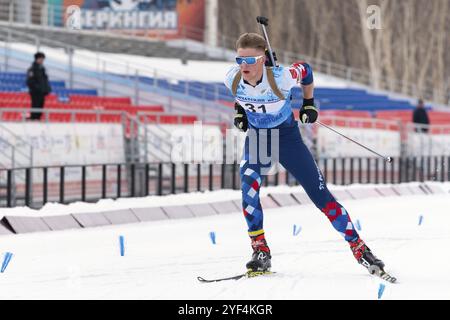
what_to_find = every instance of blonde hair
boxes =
[235,33,266,51]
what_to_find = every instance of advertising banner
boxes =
[52,0,205,40]
[0,122,125,167]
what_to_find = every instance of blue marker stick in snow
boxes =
[378,283,386,299]
[209,232,216,245]
[355,219,362,231]
[1,252,13,273]
[119,235,125,256]
[418,215,423,226]
[293,224,302,236]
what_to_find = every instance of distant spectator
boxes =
[412,99,429,133]
[26,52,51,120]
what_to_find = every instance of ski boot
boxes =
[246,234,272,272]
[350,238,385,275]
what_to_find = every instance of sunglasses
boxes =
[235,55,264,65]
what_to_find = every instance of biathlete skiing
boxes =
[221,26,395,283]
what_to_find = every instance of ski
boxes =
[375,270,397,283]
[368,265,397,283]
[197,270,275,283]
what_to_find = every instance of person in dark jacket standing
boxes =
[412,99,430,133]
[26,52,51,120]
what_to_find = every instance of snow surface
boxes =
[0,183,449,300]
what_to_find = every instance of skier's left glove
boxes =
[299,98,318,123]
[264,50,277,67]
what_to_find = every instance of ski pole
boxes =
[256,16,392,163]
[256,16,277,67]
[317,120,393,163]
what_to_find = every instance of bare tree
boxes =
[218,0,450,104]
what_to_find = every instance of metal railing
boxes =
[1,155,448,208]
[0,107,128,123]
[0,121,34,206]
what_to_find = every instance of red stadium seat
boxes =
[428,111,450,125]
[320,110,372,118]
[1,112,25,121]
[99,114,122,123]
[75,113,98,122]
[48,113,72,122]
[180,116,198,124]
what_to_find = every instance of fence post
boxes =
[404,157,409,182]
[390,157,395,183]
[102,164,107,198]
[197,163,201,192]
[184,163,189,193]
[171,163,176,194]
[420,157,424,182]
[375,158,379,184]
[43,167,48,205]
[60,166,65,204]
[332,158,337,184]
[434,156,438,181]
[221,163,225,189]
[448,156,450,181]
[25,168,31,207]
[427,156,431,181]
[6,170,12,207]
[350,158,354,185]
[209,164,213,191]
[81,165,86,202]
[145,163,149,196]
[117,164,122,198]
[358,158,363,183]
[157,163,163,196]
[130,163,135,197]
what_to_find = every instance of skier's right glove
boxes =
[234,102,248,132]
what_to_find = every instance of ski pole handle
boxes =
[256,16,269,26]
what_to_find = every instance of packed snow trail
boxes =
[0,189,449,299]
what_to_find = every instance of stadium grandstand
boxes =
[0,0,449,209]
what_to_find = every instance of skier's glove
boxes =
[264,50,277,67]
[234,102,248,132]
[299,98,318,123]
